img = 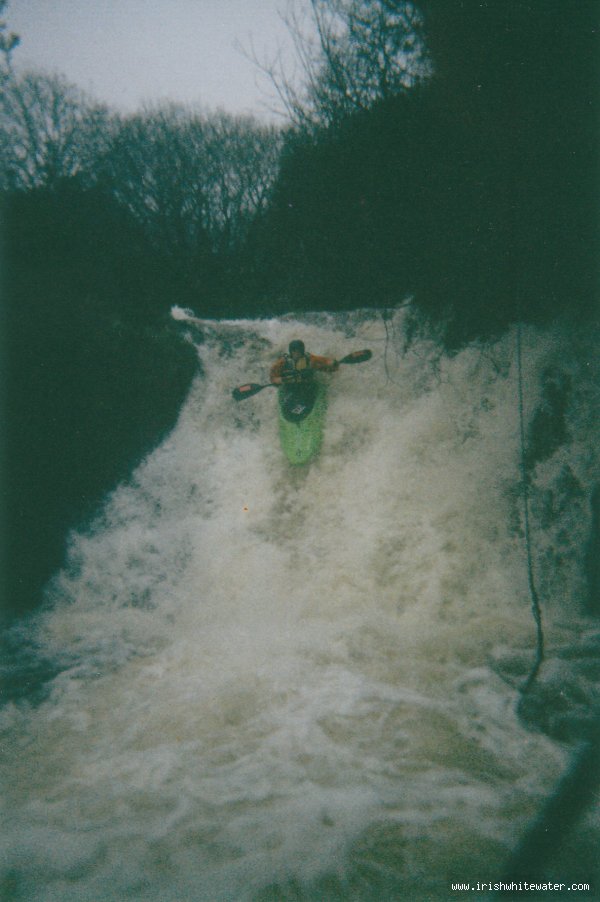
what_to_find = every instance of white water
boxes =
[2,308,599,900]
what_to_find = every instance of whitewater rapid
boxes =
[2,308,598,900]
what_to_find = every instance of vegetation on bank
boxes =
[1,0,598,616]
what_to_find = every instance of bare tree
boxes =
[0,69,115,190]
[251,0,431,131]
[101,105,210,257]
[0,0,19,73]
[102,105,282,259]
[202,112,283,253]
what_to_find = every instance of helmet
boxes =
[288,340,305,355]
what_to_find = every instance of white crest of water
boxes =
[2,308,598,900]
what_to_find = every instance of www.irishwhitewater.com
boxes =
[451,883,591,893]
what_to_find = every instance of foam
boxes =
[2,309,598,900]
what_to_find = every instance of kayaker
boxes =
[270,340,339,385]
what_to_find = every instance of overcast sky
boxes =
[8,0,309,121]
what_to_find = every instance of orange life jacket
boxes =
[270,352,336,383]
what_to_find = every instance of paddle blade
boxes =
[340,349,372,365]
[232,382,268,401]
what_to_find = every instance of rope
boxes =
[382,309,394,384]
[516,322,545,694]
[381,301,414,385]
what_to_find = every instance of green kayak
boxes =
[278,380,327,465]
[232,350,372,464]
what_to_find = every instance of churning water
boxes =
[2,308,599,900]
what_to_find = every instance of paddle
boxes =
[231,349,372,401]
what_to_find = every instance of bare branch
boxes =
[0,0,20,79]
[245,0,431,132]
[100,106,283,258]
[0,70,115,190]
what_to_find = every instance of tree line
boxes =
[1,73,283,312]
[2,0,598,619]
[3,0,597,328]
[248,0,598,343]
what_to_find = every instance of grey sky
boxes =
[8,0,309,120]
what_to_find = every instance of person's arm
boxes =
[309,353,339,372]
[270,358,286,384]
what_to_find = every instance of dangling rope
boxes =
[382,309,394,384]
[516,322,545,694]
